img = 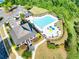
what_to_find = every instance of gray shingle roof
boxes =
[21,23,37,35]
[9,25,35,45]
[21,23,31,31]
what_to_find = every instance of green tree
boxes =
[24,4,33,10]
[3,2,12,12]
[20,13,25,20]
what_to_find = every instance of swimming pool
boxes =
[0,0,4,3]
[32,15,58,30]
[27,15,61,39]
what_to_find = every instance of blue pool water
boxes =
[0,0,4,3]
[33,16,56,29]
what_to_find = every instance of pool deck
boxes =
[26,14,62,39]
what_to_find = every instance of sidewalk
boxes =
[11,47,23,59]
[32,39,46,59]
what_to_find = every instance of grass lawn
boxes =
[35,42,67,59]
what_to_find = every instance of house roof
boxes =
[9,25,36,45]
[21,23,37,34]
[25,11,32,17]
[21,23,31,31]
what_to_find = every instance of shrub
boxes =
[47,42,58,49]
[48,44,55,49]
[24,4,33,10]
[22,51,32,59]
[20,13,25,20]
[15,47,19,51]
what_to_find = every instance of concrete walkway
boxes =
[32,39,46,59]
[11,47,23,59]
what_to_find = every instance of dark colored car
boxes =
[9,5,17,12]
[0,17,3,21]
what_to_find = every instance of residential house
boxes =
[9,20,37,47]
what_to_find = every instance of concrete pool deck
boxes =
[26,14,61,39]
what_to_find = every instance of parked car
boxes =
[9,5,17,12]
[0,17,3,21]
